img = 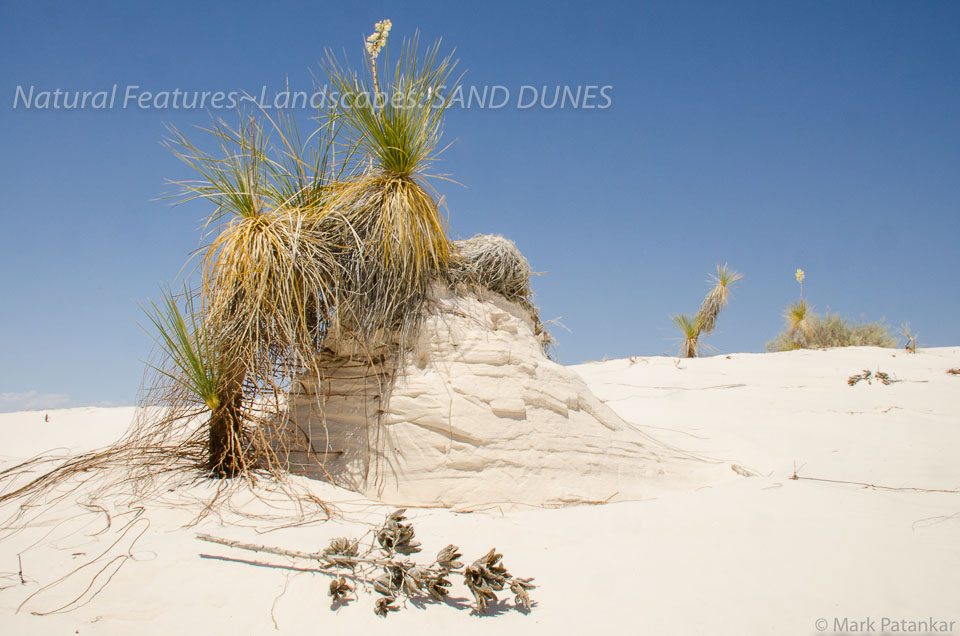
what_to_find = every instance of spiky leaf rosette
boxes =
[671,313,703,358]
[325,32,458,178]
[696,264,743,335]
[785,299,811,342]
[141,286,226,412]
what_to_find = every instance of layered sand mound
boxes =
[286,281,717,507]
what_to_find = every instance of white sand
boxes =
[290,287,725,507]
[1,347,958,635]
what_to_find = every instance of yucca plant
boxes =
[141,287,244,475]
[164,112,343,475]
[324,26,460,344]
[671,314,703,358]
[669,264,741,357]
[696,264,743,336]
[785,299,811,344]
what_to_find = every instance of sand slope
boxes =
[1,347,958,635]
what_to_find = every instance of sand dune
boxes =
[1,346,958,635]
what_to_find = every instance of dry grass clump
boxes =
[446,233,553,352]
[767,310,898,351]
[901,323,919,353]
[448,234,532,303]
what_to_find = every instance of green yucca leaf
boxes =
[670,313,703,358]
[164,108,341,226]
[325,32,460,178]
[141,286,224,411]
[163,116,272,223]
[786,300,810,333]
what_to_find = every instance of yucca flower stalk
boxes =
[365,19,392,98]
[671,314,703,358]
[696,264,743,336]
[795,268,805,300]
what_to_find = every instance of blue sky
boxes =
[1,1,958,411]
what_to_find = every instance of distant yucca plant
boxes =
[785,300,811,341]
[696,264,743,336]
[769,267,897,352]
[671,314,703,358]
[670,264,741,357]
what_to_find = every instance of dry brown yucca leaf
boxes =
[373,575,395,597]
[329,577,353,601]
[510,577,536,610]
[377,509,422,555]
[374,596,398,617]
[324,537,360,557]
[436,544,463,570]
[426,572,452,600]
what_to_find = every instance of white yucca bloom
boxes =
[366,18,392,61]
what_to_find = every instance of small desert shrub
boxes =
[767,310,898,351]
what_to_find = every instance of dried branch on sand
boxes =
[197,509,534,616]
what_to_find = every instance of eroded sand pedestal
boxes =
[286,286,716,507]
